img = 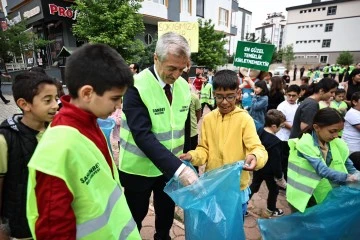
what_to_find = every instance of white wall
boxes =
[287,1,360,24]
[139,0,167,20]
[284,16,360,52]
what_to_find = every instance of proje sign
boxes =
[49,4,78,20]
[234,41,275,71]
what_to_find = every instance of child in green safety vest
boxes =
[286,108,360,213]
[26,44,141,239]
[331,88,347,116]
[200,75,214,114]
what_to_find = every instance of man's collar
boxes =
[154,65,173,89]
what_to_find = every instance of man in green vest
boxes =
[200,75,214,114]
[26,44,141,239]
[338,65,347,82]
[118,32,198,240]
[323,63,330,78]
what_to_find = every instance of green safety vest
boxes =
[200,82,213,105]
[348,65,355,75]
[330,100,347,110]
[119,69,191,177]
[307,71,313,78]
[286,133,348,213]
[323,66,329,74]
[339,67,346,74]
[27,126,141,239]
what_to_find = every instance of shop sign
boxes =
[6,12,22,26]
[49,3,78,20]
[23,6,41,19]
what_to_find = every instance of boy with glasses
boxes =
[276,84,301,181]
[180,69,268,217]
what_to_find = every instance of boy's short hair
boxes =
[300,76,309,84]
[351,91,360,107]
[265,109,286,127]
[213,70,238,90]
[65,43,133,98]
[12,72,56,103]
[254,80,269,96]
[335,88,346,95]
[286,84,301,94]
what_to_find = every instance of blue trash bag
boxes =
[164,161,246,240]
[97,118,115,152]
[258,184,360,240]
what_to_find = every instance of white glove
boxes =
[178,166,199,186]
[275,177,287,189]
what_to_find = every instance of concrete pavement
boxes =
[0,92,291,240]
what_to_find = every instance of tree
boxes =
[336,51,354,66]
[282,44,295,70]
[72,0,145,63]
[0,21,51,71]
[245,33,259,42]
[191,19,227,69]
[138,38,157,70]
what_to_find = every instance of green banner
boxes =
[234,41,275,71]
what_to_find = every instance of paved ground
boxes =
[0,90,292,240]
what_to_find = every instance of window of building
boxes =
[296,41,299,44]
[320,24,323,27]
[181,0,191,14]
[327,6,337,15]
[218,8,229,26]
[317,40,321,43]
[298,26,301,29]
[315,24,318,27]
[304,10,307,13]
[196,0,205,17]
[313,8,317,11]
[320,55,328,63]
[318,8,321,11]
[322,39,331,48]
[304,40,307,43]
[144,34,153,45]
[311,25,314,27]
[152,0,165,4]
[308,9,311,12]
[300,10,303,13]
[325,23,334,32]
[306,25,309,28]
[322,7,326,10]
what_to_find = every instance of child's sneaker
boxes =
[265,208,284,217]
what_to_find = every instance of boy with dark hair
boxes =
[180,69,268,217]
[277,84,301,181]
[0,71,59,239]
[26,44,141,239]
[248,109,287,218]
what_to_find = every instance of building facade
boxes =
[284,0,360,65]
[255,12,286,50]
[139,0,252,57]
[5,0,79,68]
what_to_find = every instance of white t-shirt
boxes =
[276,100,299,141]
[342,108,360,154]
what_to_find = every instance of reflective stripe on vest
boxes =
[27,126,141,239]
[77,186,136,239]
[286,134,348,212]
[119,69,190,177]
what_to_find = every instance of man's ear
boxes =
[78,85,95,103]
[16,98,31,112]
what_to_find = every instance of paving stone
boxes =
[140,226,154,240]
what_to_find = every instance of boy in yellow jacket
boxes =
[180,69,268,216]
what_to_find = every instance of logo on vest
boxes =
[80,163,100,185]
[180,105,189,112]
[153,107,165,115]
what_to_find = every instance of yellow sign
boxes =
[158,22,199,53]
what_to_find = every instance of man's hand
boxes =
[243,154,257,171]
[178,166,198,186]
[179,153,192,161]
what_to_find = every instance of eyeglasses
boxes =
[214,95,237,102]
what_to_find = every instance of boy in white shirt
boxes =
[276,85,301,181]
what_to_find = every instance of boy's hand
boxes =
[243,154,257,171]
[179,153,192,161]
[178,166,199,186]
